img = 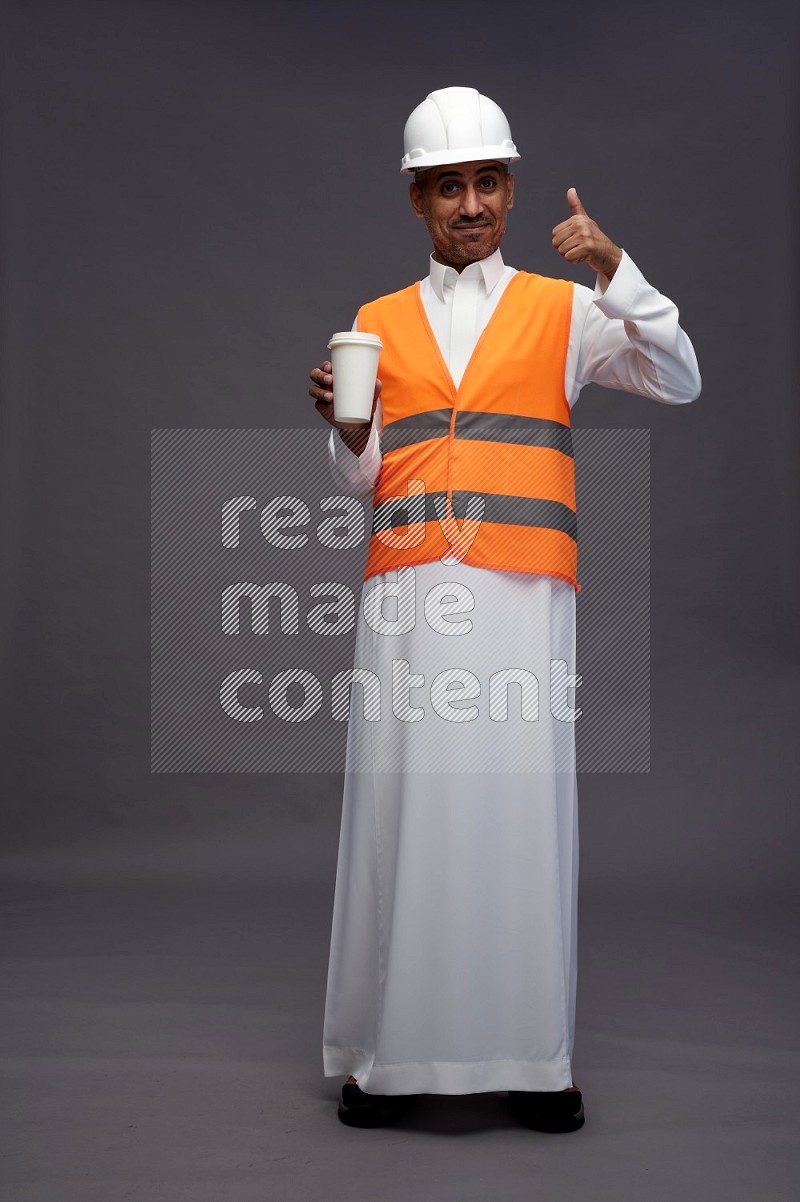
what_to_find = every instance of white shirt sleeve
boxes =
[326,409,383,498]
[566,249,702,407]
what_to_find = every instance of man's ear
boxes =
[409,181,425,220]
[506,172,515,210]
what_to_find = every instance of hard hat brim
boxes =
[400,145,521,174]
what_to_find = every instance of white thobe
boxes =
[322,248,701,1096]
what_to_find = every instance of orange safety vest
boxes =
[357,270,580,591]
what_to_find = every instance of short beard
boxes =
[431,231,499,270]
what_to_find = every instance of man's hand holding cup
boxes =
[309,331,383,458]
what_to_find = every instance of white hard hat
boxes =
[401,86,520,174]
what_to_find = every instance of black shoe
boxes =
[337,1080,415,1128]
[508,1087,585,1132]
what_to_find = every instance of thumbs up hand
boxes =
[552,188,623,279]
[567,187,587,216]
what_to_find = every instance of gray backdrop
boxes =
[0,2,797,1200]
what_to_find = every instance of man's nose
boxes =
[459,186,486,218]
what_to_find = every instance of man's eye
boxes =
[442,183,457,194]
[480,178,497,189]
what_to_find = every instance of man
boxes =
[308,86,700,1131]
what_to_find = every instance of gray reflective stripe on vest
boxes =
[381,409,451,451]
[372,489,576,542]
[372,490,440,533]
[382,409,573,457]
[454,411,573,457]
[453,490,577,541]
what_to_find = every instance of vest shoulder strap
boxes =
[357,284,417,334]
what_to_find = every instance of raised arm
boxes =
[552,188,702,406]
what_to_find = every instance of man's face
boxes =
[409,161,515,271]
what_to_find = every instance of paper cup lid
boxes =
[327,331,383,350]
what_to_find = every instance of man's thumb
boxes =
[567,186,587,216]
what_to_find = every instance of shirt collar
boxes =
[428,246,506,301]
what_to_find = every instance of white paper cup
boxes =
[327,331,383,423]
